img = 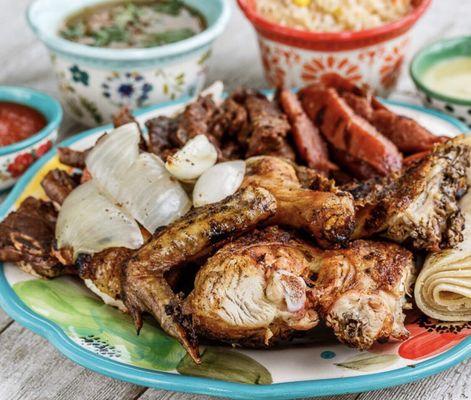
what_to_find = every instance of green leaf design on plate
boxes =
[177,347,272,384]
[335,353,399,372]
[13,278,186,371]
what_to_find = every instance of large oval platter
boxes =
[0,95,470,400]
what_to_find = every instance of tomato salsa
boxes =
[0,102,47,147]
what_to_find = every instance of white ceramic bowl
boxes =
[27,0,231,126]
[238,0,431,96]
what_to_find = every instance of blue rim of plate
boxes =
[0,97,469,400]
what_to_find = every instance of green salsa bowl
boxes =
[410,36,471,128]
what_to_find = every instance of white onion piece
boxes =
[165,135,218,181]
[86,123,140,198]
[201,81,224,105]
[84,279,127,312]
[56,181,143,259]
[193,161,246,207]
[118,153,191,233]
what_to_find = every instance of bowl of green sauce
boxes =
[411,36,471,128]
[27,0,230,126]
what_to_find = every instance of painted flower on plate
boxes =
[398,315,471,360]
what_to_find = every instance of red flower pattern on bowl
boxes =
[4,139,53,179]
[238,0,431,95]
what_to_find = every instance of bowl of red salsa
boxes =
[0,86,62,190]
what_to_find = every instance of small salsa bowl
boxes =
[238,0,431,96]
[27,0,230,126]
[0,86,62,191]
[411,36,471,128]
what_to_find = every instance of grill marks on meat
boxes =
[186,227,319,346]
[343,92,447,153]
[145,91,295,162]
[58,147,88,169]
[352,140,470,251]
[0,197,67,278]
[300,87,403,178]
[122,186,277,363]
[310,240,415,349]
[145,116,180,159]
[242,156,355,246]
[244,93,295,161]
[279,89,336,173]
[41,169,79,207]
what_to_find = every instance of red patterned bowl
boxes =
[238,0,431,96]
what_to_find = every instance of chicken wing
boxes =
[242,156,355,246]
[122,186,277,362]
[310,240,415,349]
[352,139,469,251]
[186,227,319,346]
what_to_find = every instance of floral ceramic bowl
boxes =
[238,0,431,96]
[27,0,230,127]
[411,36,471,128]
[0,86,62,191]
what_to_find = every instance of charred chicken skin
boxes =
[310,240,415,349]
[352,139,469,251]
[242,156,355,246]
[122,186,277,363]
[186,227,319,346]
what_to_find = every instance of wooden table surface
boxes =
[1,1,471,399]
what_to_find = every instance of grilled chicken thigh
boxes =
[123,186,277,363]
[310,240,415,349]
[242,156,355,246]
[186,227,319,346]
[352,140,469,251]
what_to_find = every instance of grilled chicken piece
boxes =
[123,186,277,363]
[278,89,336,174]
[186,227,319,346]
[77,248,132,312]
[299,86,402,179]
[310,240,415,349]
[242,156,355,246]
[0,197,70,278]
[353,139,470,251]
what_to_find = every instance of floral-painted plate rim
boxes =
[0,96,470,400]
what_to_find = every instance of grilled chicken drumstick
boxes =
[242,156,355,247]
[123,186,277,363]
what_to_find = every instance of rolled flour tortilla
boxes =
[415,140,471,321]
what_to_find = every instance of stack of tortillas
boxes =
[414,136,471,321]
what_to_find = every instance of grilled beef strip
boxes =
[58,147,89,169]
[41,169,79,207]
[0,197,71,278]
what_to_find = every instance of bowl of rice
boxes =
[238,0,431,95]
